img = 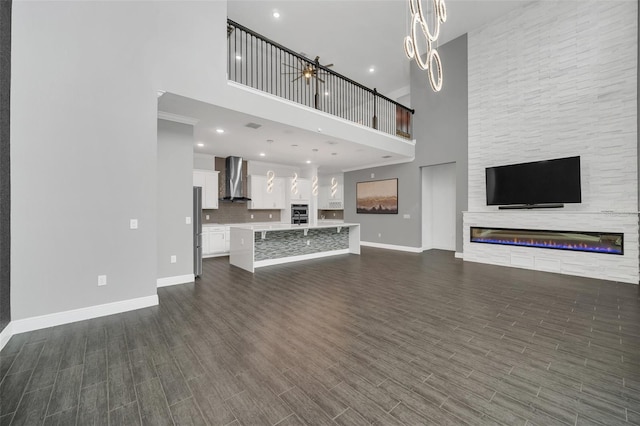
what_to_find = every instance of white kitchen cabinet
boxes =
[202,225,230,257]
[210,229,226,254]
[318,181,343,209]
[265,177,285,209]
[248,175,265,210]
[193,170,219,209]
[287,177,311,201]
[248,175,285,209]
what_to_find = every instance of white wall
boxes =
[157,120,194,282]
[11,1,225,321]
[194,153,216,171]
[465,1,638,283]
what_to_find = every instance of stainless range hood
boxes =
[221,156,251,202]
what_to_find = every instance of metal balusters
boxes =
[226,19,413,139]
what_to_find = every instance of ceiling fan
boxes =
[282,56,333,85]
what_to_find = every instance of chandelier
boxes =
[404,0,447,92]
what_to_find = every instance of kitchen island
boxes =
[229,223,360,272]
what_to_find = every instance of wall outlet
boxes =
[130,219,138,229]
[206,214,210,220]
[378,233,382,238]
[403,214,411,219]
[269,213,272,219]
[97,275,107,286]
[185,217,191,225]
[333,213,336,217]
[170,255,177,264]
[250,214,254,219]
[371,173,375,179]
[306,240,310,246]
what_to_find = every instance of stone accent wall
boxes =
[465,1,638,283]
[468,1,637,212]
[255,228,349,261]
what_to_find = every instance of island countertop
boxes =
[229,222,360,272]
[229,222,358,232]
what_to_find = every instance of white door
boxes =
[422,163,456,251]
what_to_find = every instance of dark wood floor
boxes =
[1,248,640,425]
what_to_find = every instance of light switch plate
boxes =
[130,219,138,229]
[403,214,411,219]
[170,255,177,264]
[98,275,107,286]
[186,217,192,225]
[205,214,210,220]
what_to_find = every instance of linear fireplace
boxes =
[470,227,624,255]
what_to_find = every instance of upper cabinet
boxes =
[286,177,311,202]
[193,170,219,209]
[318,175,344,210]
[248,175,285,210]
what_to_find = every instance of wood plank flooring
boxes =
[1,248,640,425]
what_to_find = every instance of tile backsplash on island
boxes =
[203,202,281,224]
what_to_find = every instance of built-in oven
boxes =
[291,204,309,225]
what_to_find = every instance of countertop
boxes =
[230,222,357,232]
[204,220,346,228]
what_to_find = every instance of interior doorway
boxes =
[421,162,456,251]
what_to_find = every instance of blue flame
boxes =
[471,237,622,255]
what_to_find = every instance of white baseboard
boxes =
[157,274,195,288]
[360,241,422,253]
[11,294,159,335]
[0,322,14,352]
[455,252,464,259]
[255,249,350,268]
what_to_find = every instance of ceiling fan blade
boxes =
[282,63,301,70]
[324,64,334,68]
[292,75,303,82]
[316,77,325,83]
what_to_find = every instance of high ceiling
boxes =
[173,1,533,172]
[227,0,531,97]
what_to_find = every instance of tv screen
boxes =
[486,156,581,206]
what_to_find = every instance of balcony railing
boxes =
[227,19,414,140]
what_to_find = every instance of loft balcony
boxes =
[227,19,414,140]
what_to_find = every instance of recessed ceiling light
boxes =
[382,155,392,158]
[291,144,298,147]
[369,67,375,73]
[216,128,224,134]
[235,55,242,61]
[317,128,322,132]
[306,160,311,164]
[312,148,319,152]
[272,11,280,18]
[259,153,266,157]
[331,152,338,156]
[197,143,204,147]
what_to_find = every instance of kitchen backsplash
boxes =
[203,202,281,224]
[318,210,344,220]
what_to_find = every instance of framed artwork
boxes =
[356,178,398,214]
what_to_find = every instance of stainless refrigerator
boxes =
[193,187,203,278]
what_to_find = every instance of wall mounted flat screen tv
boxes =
[486,156,581,207]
